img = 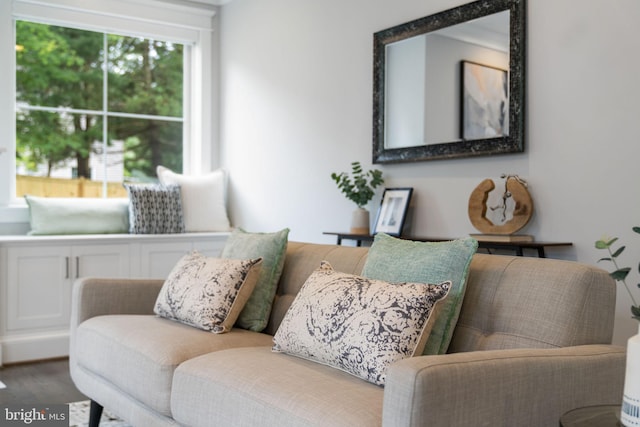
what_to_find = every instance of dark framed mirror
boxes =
[372,0,526,164]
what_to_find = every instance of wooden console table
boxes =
[323,232,573,258]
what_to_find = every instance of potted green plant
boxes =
[595,227,640,427]
[331,161,383,235]
[595,228,640,320]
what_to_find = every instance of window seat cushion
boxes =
[25,195,129,235]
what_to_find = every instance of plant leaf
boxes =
[605,237,619,246]
[632,305,640,319]
[612,246,626,258]
[595,240,609,249]
[611,268,631,281]
[633,226,640,234]
[597,257,612,263]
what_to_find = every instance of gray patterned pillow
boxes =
[272,262,451,385]
[154,251,263,333]
[125,183,185,234]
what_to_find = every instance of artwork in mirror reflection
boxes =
[461,61,508,140]
[384,10,509,149]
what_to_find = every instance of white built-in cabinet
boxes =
[0,232,228,364]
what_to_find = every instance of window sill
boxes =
[0,205,29,223]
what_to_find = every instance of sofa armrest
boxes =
[70,277,165,330]
[383,345,626,427]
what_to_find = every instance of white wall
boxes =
[219,0,640,346]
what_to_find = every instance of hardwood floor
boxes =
[0,358,87,405]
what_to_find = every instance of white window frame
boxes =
[0,0,218,223]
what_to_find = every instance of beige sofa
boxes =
[70,241,626,427]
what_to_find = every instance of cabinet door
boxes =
[7,246,71,331]
[138,241,193,279]
[193,239,226,257]
[73,243,130,279]
[6,244,131,332]
[137,235,229,278]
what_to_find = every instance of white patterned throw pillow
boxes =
[125,183,185,234]
[272,262,451,385]
[154,251,263,333]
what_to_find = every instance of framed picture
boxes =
[461,61,509,141]
[373,188,413,236]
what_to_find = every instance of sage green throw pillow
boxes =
[221,228,289,332]
[361,233,478,355]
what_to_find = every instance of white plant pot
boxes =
[622,323,640,427]
[350,208,370,235]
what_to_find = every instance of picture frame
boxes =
[461,61,509,141]
[373,187,413,236]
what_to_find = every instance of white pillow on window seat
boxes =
[156,165,231,232]
[25,195,129,235]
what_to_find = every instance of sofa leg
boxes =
[88,400,104,427]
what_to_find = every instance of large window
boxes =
[15,21,185,198]
[0,0,216,216]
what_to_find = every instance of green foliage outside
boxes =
[15,21,184,181]
[595,227,640,321]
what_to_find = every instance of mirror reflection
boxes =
[372,0,526,164]
[385,11,509,148]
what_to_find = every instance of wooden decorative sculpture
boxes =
[468,174,533,235]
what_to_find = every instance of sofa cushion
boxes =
[448,253,617,352]
[25,195,129,235]
[75,315,274,416]
[172,347,384,427]
[156,165,231,232]
[265,242,370,336]
[361,233,478,355]
[221,228,289,332]
[154,252,262,333]
[272,262,451,385]
[125,183,185,234]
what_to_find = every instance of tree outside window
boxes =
[15,21,184,198]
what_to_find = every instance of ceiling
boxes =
[436,10,510,52]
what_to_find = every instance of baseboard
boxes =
[1,331,69,365]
